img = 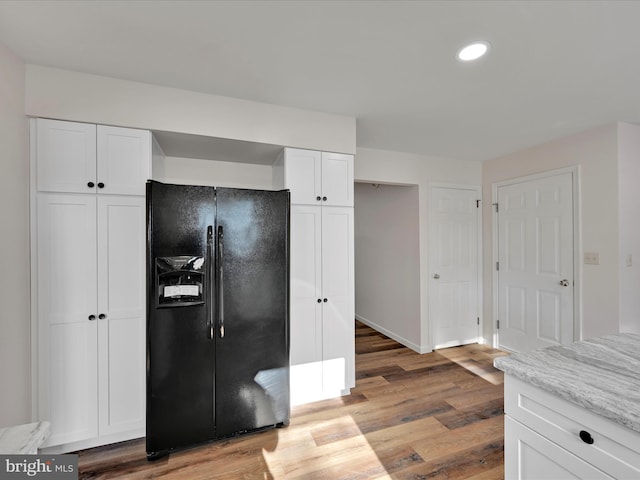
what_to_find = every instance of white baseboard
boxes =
[355,314,431,354]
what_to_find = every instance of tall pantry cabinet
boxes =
[273,148,355,406]
[31,118,151,452]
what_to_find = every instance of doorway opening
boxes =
[354,182,421,351]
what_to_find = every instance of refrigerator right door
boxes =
[214,188,290,437]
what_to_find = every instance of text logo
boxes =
[0,455,77,480]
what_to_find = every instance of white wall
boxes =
[25,65,356,155]
[153,156,273,190]
[0,42,29,427]
[354,183,421,350]
[617,122,640,334]
[482,124,620,343]
[355,147,481,350]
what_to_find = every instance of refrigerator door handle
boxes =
[207,226,214,340]
[218,225,225,338]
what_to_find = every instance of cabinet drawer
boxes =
[505,375,640,478]
[505,416,614,479]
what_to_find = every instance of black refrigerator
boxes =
[145,180,290,459]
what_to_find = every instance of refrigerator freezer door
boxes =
[214,188,290,437]
[146,181,216,457]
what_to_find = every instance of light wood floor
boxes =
[77,322,509,479]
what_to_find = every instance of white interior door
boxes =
[429,186,480,349]
[497,172,574,353]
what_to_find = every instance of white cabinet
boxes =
[36,118,151,195]
[289,206,355,405]
[280,145,355,406]
[36,195,146,448]
[32,118,149,452]
[275,148,354,206]
[504,375,640,479]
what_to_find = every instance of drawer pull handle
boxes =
[579,430,594,444]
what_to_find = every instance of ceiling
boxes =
[2,0,640,162]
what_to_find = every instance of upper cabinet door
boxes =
[97,126,151,196]
[283,148,354,207]
[36,119,97,194]
[321,152,353,207]
[284,148,322,205]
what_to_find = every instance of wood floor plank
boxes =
[411,415,504,463]
[77,321,507,479]
[393,438,504,480]
[434,398,504,430]
[444,383,505,410]
[364,416,448,445]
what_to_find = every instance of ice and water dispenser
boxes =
[156,256,205,307]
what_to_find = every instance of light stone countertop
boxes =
[0,421,50,454]
[494,333,640,434]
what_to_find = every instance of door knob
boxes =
[433,274,440,279]
[560,279,570,287]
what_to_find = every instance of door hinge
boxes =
[496,261,499,271]
[497,320,500,329]
[476,199,481,208]
[477,317,480,325]
[493,203,499,213]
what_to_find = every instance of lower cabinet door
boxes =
[321,207,355,394]
[97,196,146,436]
[289,206,323,405]
[37,194,99,447]
[505,416,614,480]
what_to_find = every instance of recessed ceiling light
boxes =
[456,41,490,62]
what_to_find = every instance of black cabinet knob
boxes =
[316,196,321,201]
[317,299,322,303]
[87,182,95,188]
[579,430,594,444]
[322,196,327,201]
[88,314,96,321]
[98,313,106,320]
[323,298,328,303]
[97,182,105,189]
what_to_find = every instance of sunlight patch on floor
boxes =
[437,344,509,386]
[262,414,390,479]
